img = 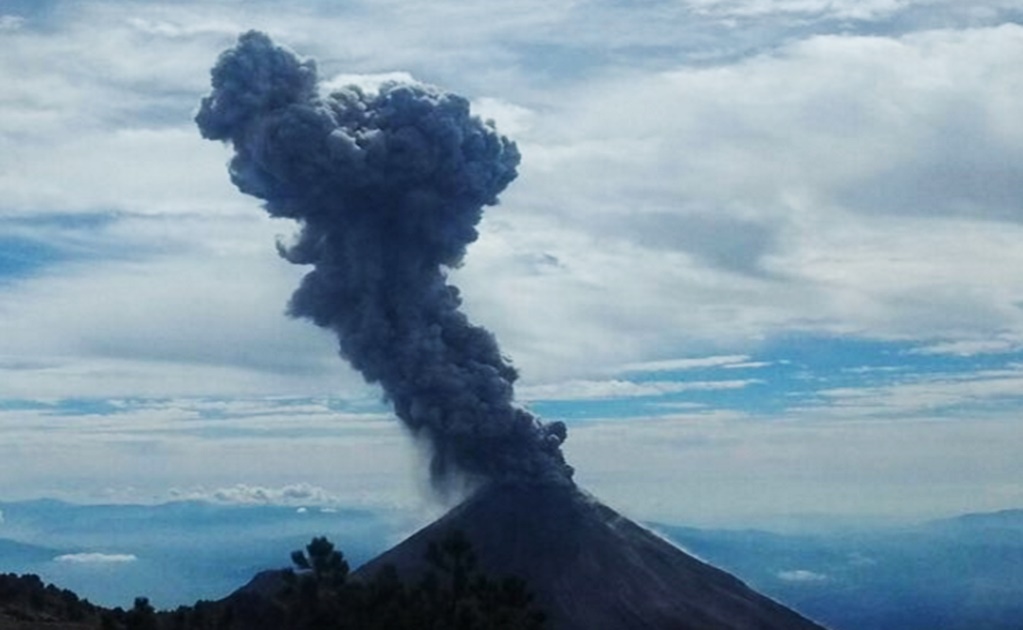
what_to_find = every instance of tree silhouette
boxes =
[125,596,158,630]
[291,536,350,587]
[273,532,545,630]
[412,530,546,630]
[281,536,352,628]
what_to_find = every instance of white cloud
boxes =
[0,15,25,31]
[54,552,138,564]
[684,0,1021,21]
[622,355,752,373]
[0,127,245,217]
[471,97,537,137]
[0,396,422,510]
[2,0,1022,526]
[471,23,1023,376]
[910,337,1023,357]
[847,552,877,567]
[172,483,342,507]
[565,410,1023,525]
[4,2,1022,395]
[321,72,417,96]
[777,569,828,582]
[0,243,364,398]
[804,366,1023,418]
[124,16,239,39]
[520,378,759,402]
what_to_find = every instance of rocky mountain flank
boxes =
[354,483,828,630]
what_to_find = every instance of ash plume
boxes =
[196,31,572,487]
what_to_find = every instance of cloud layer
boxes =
[1,1,1021,523]
[54,553,138,565]
[171,483,340,506]
[2,3,1022,393]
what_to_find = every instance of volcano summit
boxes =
[355,483,827,630]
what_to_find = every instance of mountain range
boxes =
[1,498,1020,629]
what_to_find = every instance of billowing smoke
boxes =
[196,31,572,488]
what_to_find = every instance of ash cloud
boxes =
[196,31,572,488]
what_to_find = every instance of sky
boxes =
[1,0,1023,528]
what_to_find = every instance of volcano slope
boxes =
[354,483,827,630]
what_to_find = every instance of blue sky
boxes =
[1,0,1022,527]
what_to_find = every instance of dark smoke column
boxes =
[197,31,572,487]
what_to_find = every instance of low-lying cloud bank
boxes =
[170,483,341,507]
[54,552,138,564]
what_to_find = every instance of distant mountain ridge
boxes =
[926,508,1023,532]
[0,539,63,565]
[1,497,1021,629]
[659,508,1023,630]
[0,498,397,609]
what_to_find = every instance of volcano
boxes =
[199,32,828,630]
[354,483,827,630]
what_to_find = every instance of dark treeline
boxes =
[0,532,546,630]
[0,572,102,627]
